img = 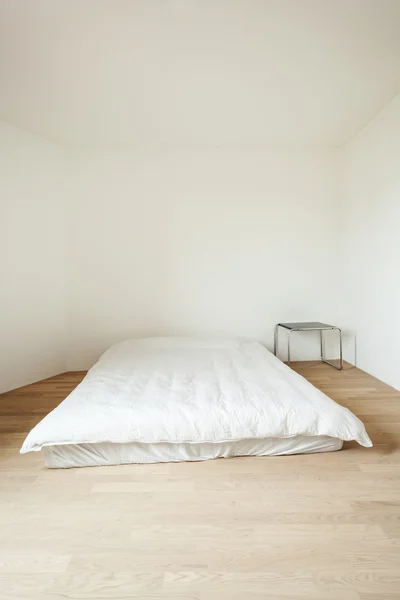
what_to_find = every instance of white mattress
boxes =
[21,336,372,468]
[43,436,343,468]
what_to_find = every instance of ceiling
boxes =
[1,0,400,147]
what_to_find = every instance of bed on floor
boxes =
[21,337,372,468]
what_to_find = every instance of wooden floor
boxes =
[1,362,400,599]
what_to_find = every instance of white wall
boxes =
[67,148,341,369]
[4,110,398,387]
[0,122,67,392]
[343,94,400,390]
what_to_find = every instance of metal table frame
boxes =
[274,322,343,370]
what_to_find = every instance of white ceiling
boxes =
[1,0,400,147]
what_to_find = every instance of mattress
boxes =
[21,336,372,468]
[43,436,344,468]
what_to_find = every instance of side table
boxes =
[274,321,343,370]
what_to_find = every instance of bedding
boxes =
[20,337,372,467]
[43,436,343,468]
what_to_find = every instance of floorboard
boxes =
[1,362,399,599]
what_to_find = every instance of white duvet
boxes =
[21,337,372,453]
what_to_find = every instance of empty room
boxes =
[1,1,400,598]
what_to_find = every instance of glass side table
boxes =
[274,321,343,370]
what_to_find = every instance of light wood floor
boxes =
[1,362,400,599]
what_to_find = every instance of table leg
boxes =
[321,328,343,370]
[287,330,292,366]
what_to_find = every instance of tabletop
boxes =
[277,322,336,330]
